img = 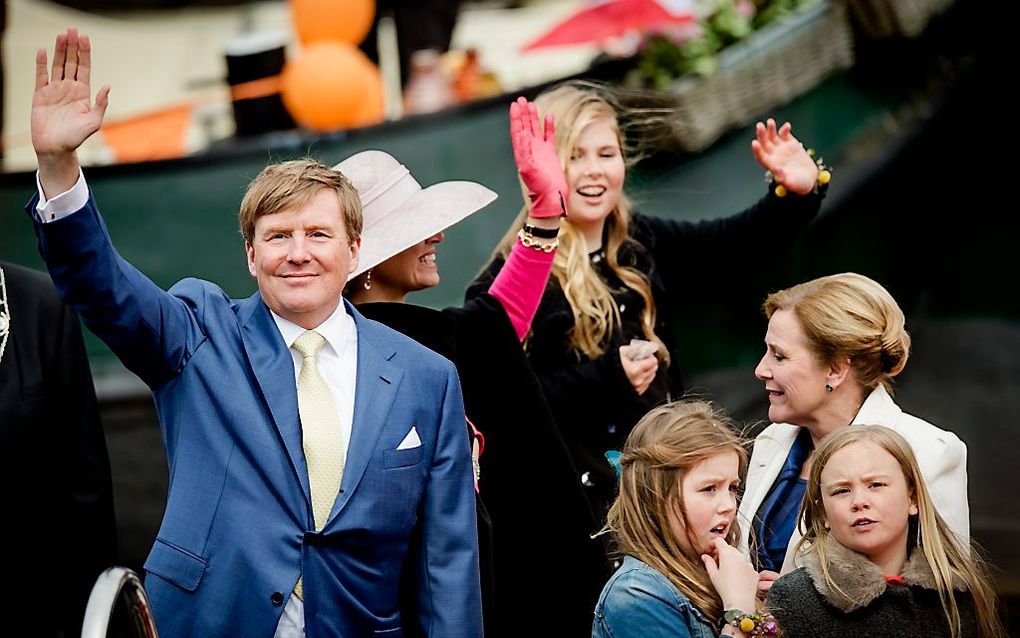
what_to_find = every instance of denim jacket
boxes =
[593,556,717,638]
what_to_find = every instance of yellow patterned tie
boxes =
[292,330,344,600]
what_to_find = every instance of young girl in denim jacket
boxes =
[594,401,778,638]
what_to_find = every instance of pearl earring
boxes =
[363,269,373,291]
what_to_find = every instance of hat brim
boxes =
[349,180,497,280]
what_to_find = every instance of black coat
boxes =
[0,262,117,637]
[767,540,979,637]
[357,294,609,637]
[468,190,822,515]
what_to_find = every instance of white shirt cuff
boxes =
[35,168,89,222]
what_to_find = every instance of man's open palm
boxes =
[32,28,109,157]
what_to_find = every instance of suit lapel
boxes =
[739,424,799,552]
[851,386,899,426]
[238,293,311,507]
[327,307,402,526]
[747,427,798,516]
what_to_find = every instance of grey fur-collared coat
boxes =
[766,540,978,637]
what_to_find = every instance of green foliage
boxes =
[754,0,820,28]
[630,0,821,90]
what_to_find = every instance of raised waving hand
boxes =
[32,28,110,196]
[510,96,566,219]
[751,118,820,196]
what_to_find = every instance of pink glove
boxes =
[510,96,566,218]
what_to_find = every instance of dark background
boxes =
[2,0,1018,629]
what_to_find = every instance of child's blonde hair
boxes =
[605,400,747,621]
[798,425,1004,638]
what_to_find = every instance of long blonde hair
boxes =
[797,426,1004,638]
[605,401,748,621]
[492,82,666,363]
[764,273,910,394]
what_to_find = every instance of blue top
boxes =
[754,427,813,571]
[593,556,716,638]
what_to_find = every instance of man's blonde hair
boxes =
[239,158,362,245]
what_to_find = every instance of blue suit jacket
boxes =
[30,194,482,638]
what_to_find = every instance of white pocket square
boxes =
[396,427,421,450]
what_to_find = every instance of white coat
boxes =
[737,385,969,574]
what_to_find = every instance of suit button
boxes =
[271,591,284,605]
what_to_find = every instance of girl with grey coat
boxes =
[766,426,1003,638]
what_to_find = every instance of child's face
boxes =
[672,451,740,555]
[564,117,625,233]
[820,440,918,570]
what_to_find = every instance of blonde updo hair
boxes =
[605,400,748,621]
[764,273,910,393]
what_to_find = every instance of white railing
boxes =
[82,567,159,638]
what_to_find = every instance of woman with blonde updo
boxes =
[595,401,774,638]
[468,81,826,516]
[739,273,969,580]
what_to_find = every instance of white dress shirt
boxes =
[34,167,89,221]
[34,170,358,638]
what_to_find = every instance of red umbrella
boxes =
[522,0,695,52]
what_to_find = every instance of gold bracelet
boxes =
[518,228,558,253]
[769,150,831,197]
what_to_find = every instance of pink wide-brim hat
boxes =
[334,150,498,280]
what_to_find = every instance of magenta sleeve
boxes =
[487,238,556,341]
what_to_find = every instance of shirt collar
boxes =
[269,300,354,357]
[851,385,898,426]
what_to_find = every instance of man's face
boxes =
[246,188,360,329]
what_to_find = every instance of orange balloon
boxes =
[291,0,375,45]
[352,70,385,127]
[281,42,383,132]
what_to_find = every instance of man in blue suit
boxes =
[29,28,482,637]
